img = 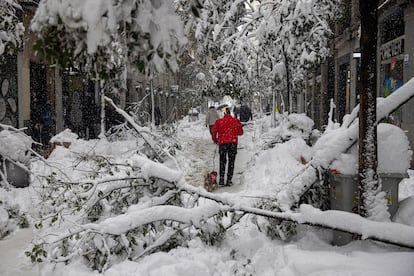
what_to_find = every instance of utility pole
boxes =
[150,79,155,130]
[271,86,276,128]
[282,45,291,113]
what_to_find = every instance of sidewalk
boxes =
[178,124,250,193]
[0,228,38,276]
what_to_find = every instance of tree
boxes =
[182,0,252,98]
[0,0,24,57]
[183,0,338,109]
[358,0,388,220]
[30,0,187,79]
[177,59,210,107]
[252,0,338,112]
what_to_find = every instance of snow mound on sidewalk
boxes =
[330,123,412,174]
[244,138,311,192]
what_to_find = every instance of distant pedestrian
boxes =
[233,105,240,119]
[31,97,42,143]
[211,108,243,186]
[31,98,53,146]
[265,104,271,115]
[206,106,220,134]
[188,108,199,122]
[239,104,252,123]
[39,103,53,145]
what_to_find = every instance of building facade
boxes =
[1,1,186,147]
[325,0,414,167]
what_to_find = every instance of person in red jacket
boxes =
[211,108,244,186]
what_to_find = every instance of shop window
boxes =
[383,59,403,97]
[382,59,403,125]
[338,63,350,124]
[62,70,99,139]
[380,7,404,44]
[30,62,50,144]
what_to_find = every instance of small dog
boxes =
[204,171,218,192]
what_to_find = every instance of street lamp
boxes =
[170,85,179,121]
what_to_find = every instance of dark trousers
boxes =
[219,143,237,183]
[209,125,214,135]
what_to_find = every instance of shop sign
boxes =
[380,37,404,61]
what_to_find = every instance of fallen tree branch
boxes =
[34,129,414,271]
[132,228,179,261]
[236,204,414,249]
[177,181,414,249]
[128,155,414,249]
[36,171,414,268]
[104,96,163,161]
[277,77,414,211]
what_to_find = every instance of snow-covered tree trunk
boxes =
[283,46,291,113]
[358,0,386,220]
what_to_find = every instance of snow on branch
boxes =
[31,0,186,77]
[105,96,163,161]
[173,180,414,249]
[377,77,414,118]
[276,77,414,211]
[31,143,414,272]
[83,177,414,250]
[100,156,414,249]
[43,200,224,245]
[90,201,224,235]
[0,0,24,56]
[237,204,414,249]
[127,155,182,182]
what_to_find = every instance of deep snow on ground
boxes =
[1,114,414,276]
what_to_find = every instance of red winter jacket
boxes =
[211,114,244,145]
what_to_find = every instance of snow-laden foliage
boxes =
[0,127,33,166]
[0,125,33,238]
[276,78,414,219]
[192,0,252,98]
[183,0,338,101]
[240,110,414,244]
[243,114,321,240]
[175,60,212,107]
[257,112,316,150]
[30,0,186,78]
[0,189,29,239]
[0,0,24,57]
[253,0,338,106]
